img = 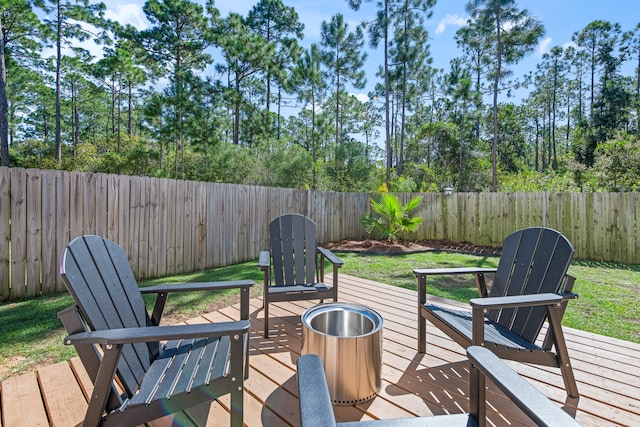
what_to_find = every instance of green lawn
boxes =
[1,250,639,381]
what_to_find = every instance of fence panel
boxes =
[0,168,9,300]
[3,166,640,300]
[40,171,57,293]
[10,168,27,298]
[25,169,42,297]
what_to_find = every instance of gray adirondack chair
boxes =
[414,227,579,398]
[259,214,343,338]
[57,235,253,427]
[297,347,581,427]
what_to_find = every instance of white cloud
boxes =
[435,14,467,36]
[352,93,370,103]
[41,19,105,61]
[105,3,150,30]
[537,37,553,56]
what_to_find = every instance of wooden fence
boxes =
[1,166,639,300]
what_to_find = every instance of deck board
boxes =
[2,273,640,426]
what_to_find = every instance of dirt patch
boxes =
[322,239,501,256]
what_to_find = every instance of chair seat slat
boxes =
[426,305,540,351]
[191,336,222,389]
[268,283,332,293]
[170,338,209,396]
[207,336,231,384]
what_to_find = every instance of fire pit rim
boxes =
[300,301,384,338]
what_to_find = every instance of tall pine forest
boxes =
[2,0,640,193]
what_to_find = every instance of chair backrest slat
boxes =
[292,215,307,285]
[488,228,574,343]
[60,235,154,395]
[269,214,317,287]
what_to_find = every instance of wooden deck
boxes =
[2,273,640,426]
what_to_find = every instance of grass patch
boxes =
[138,261,264,323]
[1,251,638,381]
[337,251,500,302]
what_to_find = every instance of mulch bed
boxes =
[322,239,501,256]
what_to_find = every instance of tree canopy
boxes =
[2,0,639,193]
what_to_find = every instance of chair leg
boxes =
[417,275,427,353]
[548,307,579,398]
[230,334,245,427]
[469,358,486,427]
[264,299,269,338]
[418,314,426,353]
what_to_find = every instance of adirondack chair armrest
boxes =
[414,267,497,298]
[413,267,497,277]
[141,280,254,325]
[317,247,343,267]
[467,346,581,426]
[259,250,271,270]
[141,279,254,294]
[64,320,251,346]
[296,354,340,427]
[470,292,565,310]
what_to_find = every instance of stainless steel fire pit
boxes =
[301,302,383,405]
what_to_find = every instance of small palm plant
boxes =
[361,192,423,242]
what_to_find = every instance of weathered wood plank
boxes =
[95,173,108,237]
[207,182,219,268]
[117,174,130,252]
[25,169,42,297]
[175,179,187,272]
[138,176,149,280]
[196,181,207,270]
[147,177,160,279]
[164,178,177,276]
[156,177,168,278]
[1,371,49,426]
[0,167,10,299]
[68,172,83,242]
[10,168,27,298]
[106,174,119,243]
[82,172,96,235]
[37,362,88,427]
[69,357,93,400]
[128,175,141,276]
[40,171,57,293]
[55,171,69,290]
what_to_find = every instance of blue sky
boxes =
[100,0,639,101]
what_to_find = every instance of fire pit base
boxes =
[301,302,383,405]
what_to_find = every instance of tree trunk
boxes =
[234,73,240,145]
[398,14,407,177]
[311,90,317,189]
[55,0,63,165]
[0,16,9,166]
[491,15,501,192]
[384,0,391,187]
[335,46,340,150]
[566,90,571,149]
[534,117,539,171]
[127,80,133,137]
[551,59,558,170]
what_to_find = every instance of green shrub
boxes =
[361,192,423,242]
